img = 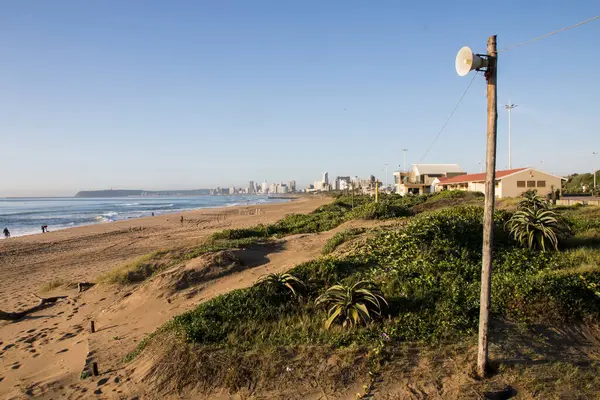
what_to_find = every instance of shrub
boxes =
[347,201,412,220]
[315,281,388,329]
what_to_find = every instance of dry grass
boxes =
[135,331,370,398]
[96,250,172,284]
[39,279,66,293]
[132,322,600,399]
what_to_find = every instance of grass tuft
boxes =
[96,250,171,284]
[39,279,67,293]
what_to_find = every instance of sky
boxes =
[1,1,599,196]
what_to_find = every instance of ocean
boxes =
[0,196,286,238]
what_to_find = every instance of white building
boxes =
[261,181,268,194]
[394,164,465,195]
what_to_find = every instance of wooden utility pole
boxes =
[477,35,498,378]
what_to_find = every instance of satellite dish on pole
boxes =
[455,46,487,76]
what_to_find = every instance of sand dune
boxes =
[0,196,331,399]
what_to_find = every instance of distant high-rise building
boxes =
[261,181,268,193]
[248,181,255,194]
[323,172,329,185]
[289,180,296,192]
[230,187,236,195]
[334,176,351,191]
[269,183,277,194]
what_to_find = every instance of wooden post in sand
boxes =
[90,321,95,333]
[92,362,99,376]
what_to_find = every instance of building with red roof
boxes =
[434,167,565,198]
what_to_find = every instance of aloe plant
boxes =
[506,207,561,251]
[256,272,305,297]
[518,190,549,211]
[315,281,387,329]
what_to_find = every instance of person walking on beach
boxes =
[3,227,10,238]
[180,215,184,225]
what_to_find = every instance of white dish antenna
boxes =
[455,46,487,76]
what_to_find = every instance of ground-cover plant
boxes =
[322,228,366,255]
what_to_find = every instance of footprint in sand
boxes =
[26,328,36,333]
[58,332,77,341]
[56,349,69,354]
[0,377,4,382]
[2,344,15,351]
[94,389,102,395]
[11,363,21,370]
[32,354,40,358]
[97,378,109,386]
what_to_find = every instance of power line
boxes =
[418,73,477,162]
[499,15,599,52]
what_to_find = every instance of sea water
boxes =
[0,196,286,238]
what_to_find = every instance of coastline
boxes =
[0,195,298,239]
[0,196,329,307]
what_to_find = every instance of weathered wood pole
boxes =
[477,34,498,378]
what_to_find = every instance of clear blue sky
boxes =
[1,1,598,196]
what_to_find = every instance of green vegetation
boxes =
[563,172,599,194]
[315,280,388,329]
[128,191,600,396]
[154,204,599,352]
[321,227,366,255]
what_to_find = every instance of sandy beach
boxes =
[0,196,332,399]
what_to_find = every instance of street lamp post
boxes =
[504,103,518,169]
[593,152,598,190]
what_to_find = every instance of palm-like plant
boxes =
[518,190,549,211]
[506,207,560,251]
[256,272,304,297]
[315,281,388,329]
